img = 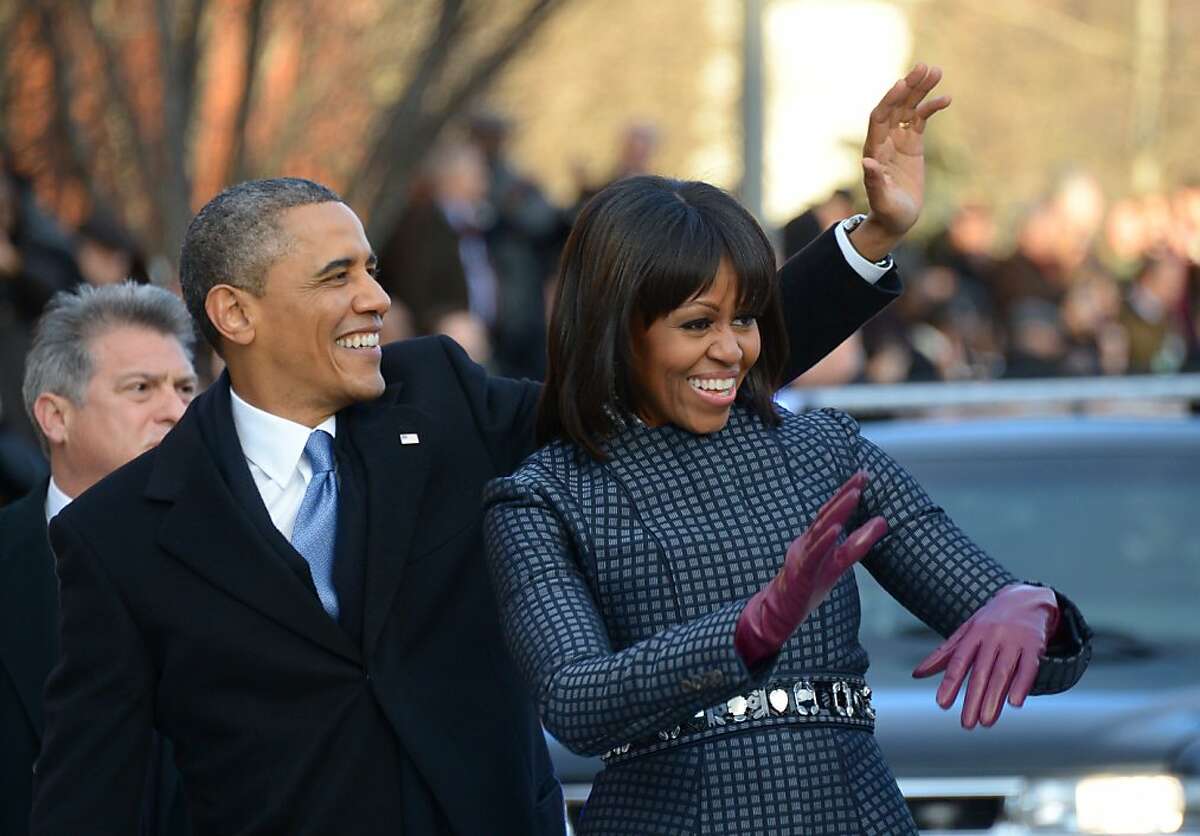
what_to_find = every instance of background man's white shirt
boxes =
[44,478,72,523]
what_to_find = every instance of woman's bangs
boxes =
[723,229,778,316]
[633,211,723,324]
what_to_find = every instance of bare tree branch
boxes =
[35,0,99,202]
[228,0,269,183]
[5,0,577,259]
[347,0,467,210]
[0,5,24,149]
[255,0,341,176]
[75,0,156,215]
[359,0,567,243]
[177,0,209,148]
[154,0,210,258]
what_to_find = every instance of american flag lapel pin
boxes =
[400,433,420,445]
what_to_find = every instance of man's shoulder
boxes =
[380,335,454,377]
[0,483,45,523]
[54,446,161,535]
[0,483,48,548]
[379,335,492,401]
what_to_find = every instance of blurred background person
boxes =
[1,154,83,477]
[1120,251,1191,374]
[781,187,854,258]
[0,153,82,328]
[377,141,496,366]
[788,333,867,388]
[925,202,1000,323]
[1049,170,1107,269]
[1003,298,1069,379]
[1060,275,1128,377]
[991,202,1070,328]
[468,110,567,379]
[1101,196,1149,280]
[0,281,195,836]
[74,208,150,287]
[573,121,661,209]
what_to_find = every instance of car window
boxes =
[855,451,1200,646]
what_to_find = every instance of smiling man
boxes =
[27,177,899,834]
[30,64,939,833]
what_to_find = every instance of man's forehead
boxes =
[89,325,193,373]
[278,201,372,257]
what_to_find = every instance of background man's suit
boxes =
[0,484,188,836]
[32,228,899,835]
[0,486,56,836]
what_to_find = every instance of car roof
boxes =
[857,414,1200,460]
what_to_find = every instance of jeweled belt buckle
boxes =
[604,676,874,762]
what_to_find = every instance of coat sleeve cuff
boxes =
[665,599,778,702]
[1032,588,1094,695]
[834,214,892,284]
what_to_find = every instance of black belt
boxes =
[602,675,875,765]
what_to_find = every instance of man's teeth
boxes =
[335,332,380,349]
[689,377,736,393]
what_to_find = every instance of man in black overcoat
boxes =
[31,65,948,836]
[2,281,196,835]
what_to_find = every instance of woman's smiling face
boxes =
[629,259,761,434]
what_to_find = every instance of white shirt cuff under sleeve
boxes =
[833,214,893,285]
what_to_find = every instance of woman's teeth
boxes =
[335,332,380,349]
[688,377,735,394]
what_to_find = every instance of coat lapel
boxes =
[345,384,432,660]
[149,384,360,664]
[0,484,58,739]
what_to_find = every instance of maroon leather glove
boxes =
[912,583,1061,729]
[735,471,889,668]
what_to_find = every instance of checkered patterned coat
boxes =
[484,406,1092,835]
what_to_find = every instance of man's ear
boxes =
[205,284,256,348]
[33,392,73,447]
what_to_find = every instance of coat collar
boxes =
[0,482,58,738]
[146,373,435,663]
[337,381,432,660]
[147,378,362,663]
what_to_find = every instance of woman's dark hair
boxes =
[537,175,788,459]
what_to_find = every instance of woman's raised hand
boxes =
[848,63,952,262]
[734,472,888,668]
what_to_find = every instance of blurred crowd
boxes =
[1,148,156,499]
[5,129,1200,500]
[792,172,1200,387]
[373,113,660,379]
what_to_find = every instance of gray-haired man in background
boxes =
[0,281,195,836]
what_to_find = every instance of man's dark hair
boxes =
[179,177,343,353]
[537,175,788,459]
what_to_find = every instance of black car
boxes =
[548,415,1200,835]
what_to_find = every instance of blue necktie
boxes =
[292,430,340,620]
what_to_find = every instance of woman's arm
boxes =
[813,410,1093,715]
[778,64,952,384]
[483,471,761,757]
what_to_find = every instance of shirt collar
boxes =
[45,476,73,523]
[229,386,337,488]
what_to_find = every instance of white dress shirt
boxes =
[44,477,73,523]
[229,388,337,542]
